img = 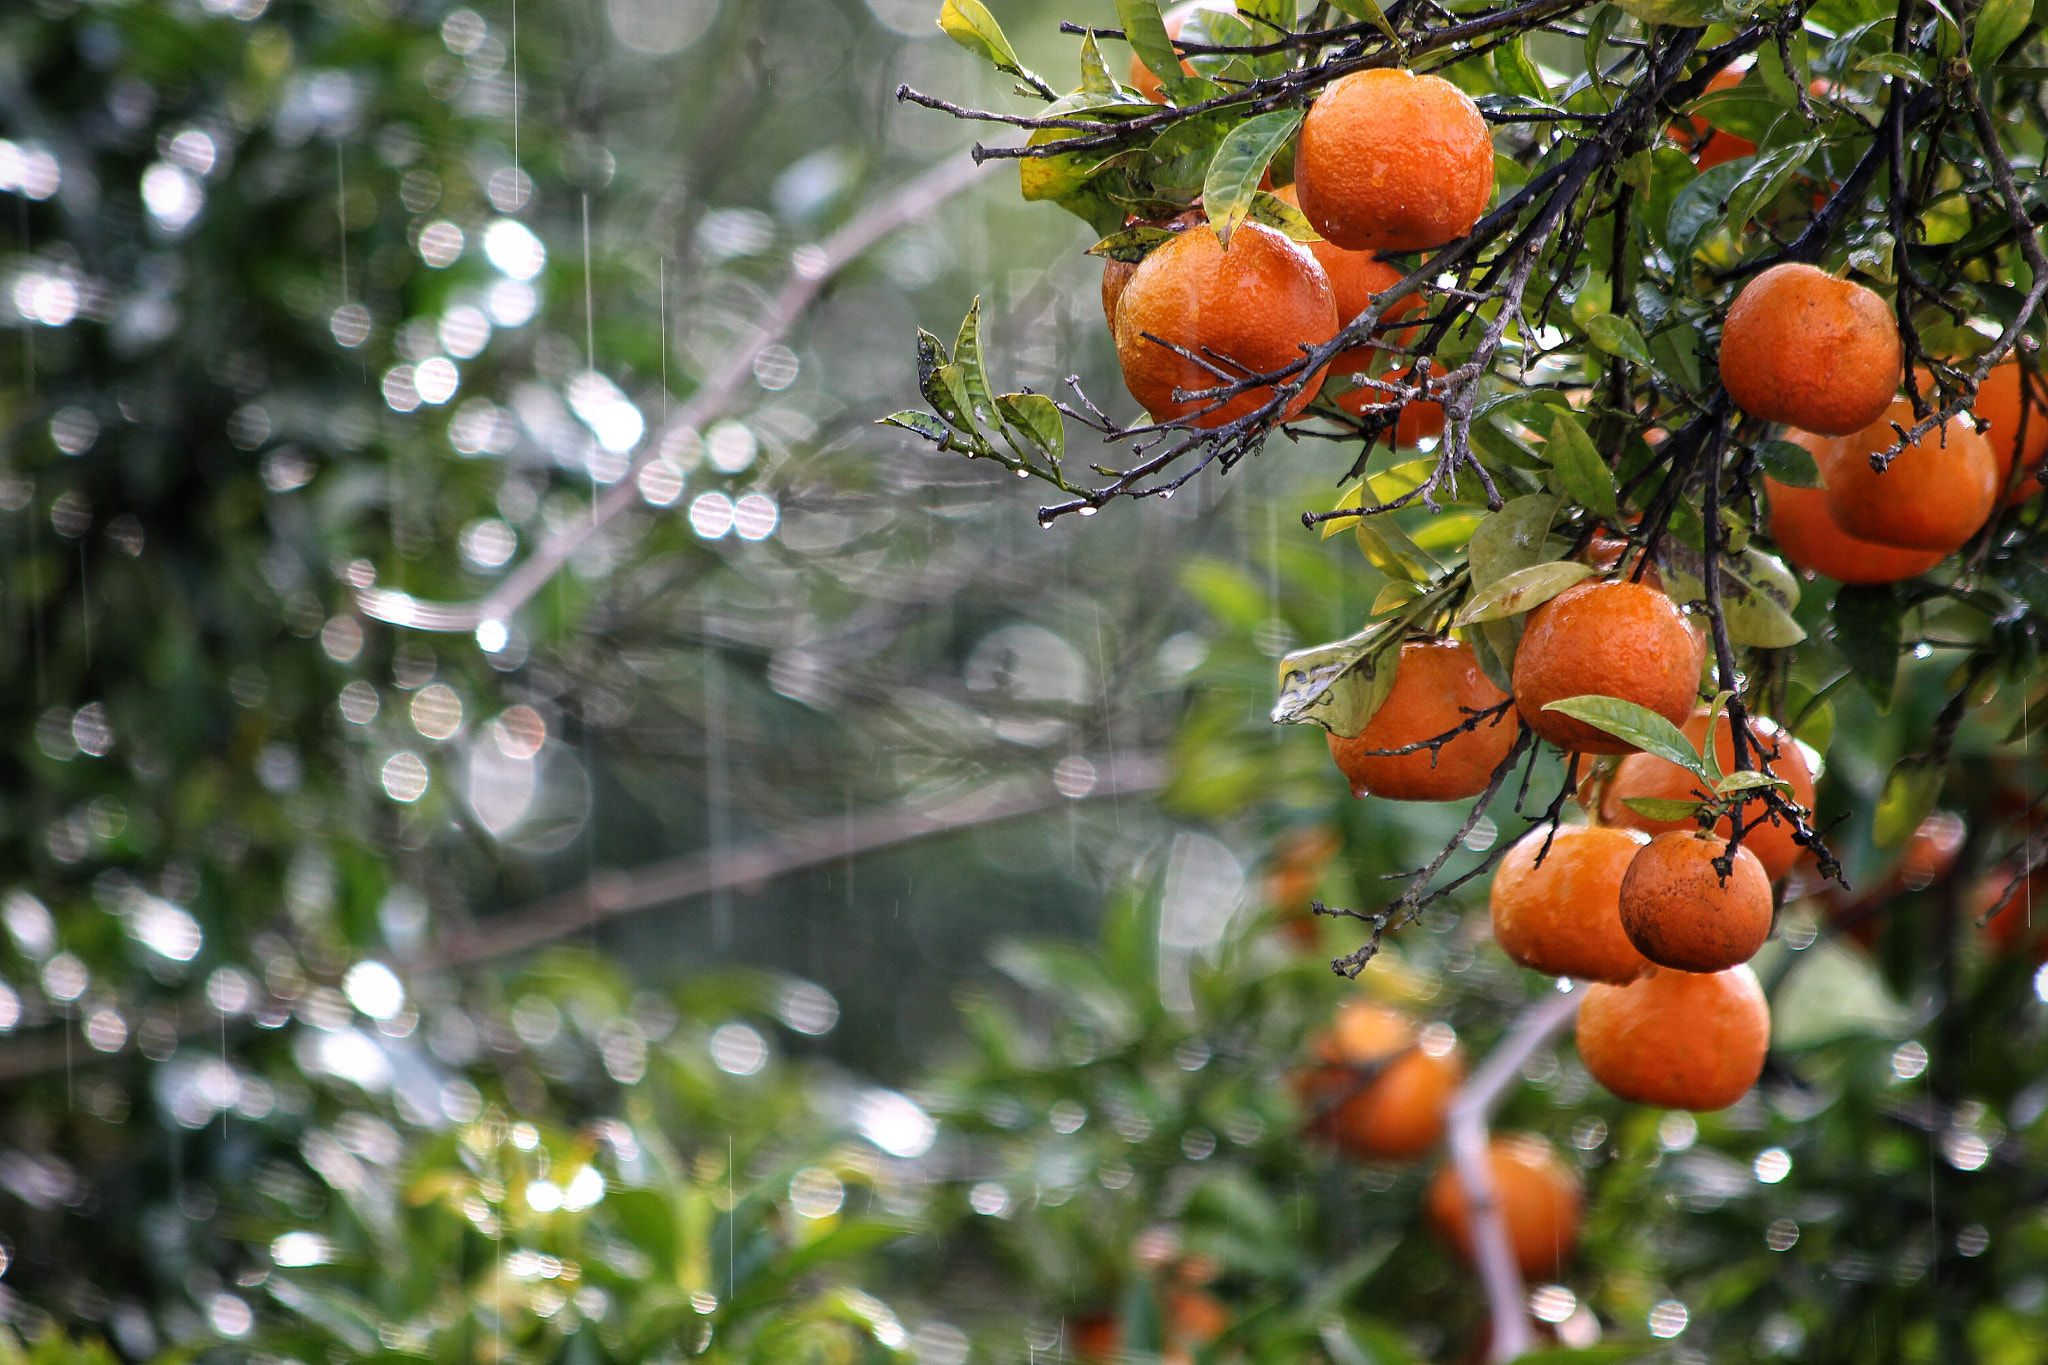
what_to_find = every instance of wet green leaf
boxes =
[1974,0,2032,65]
[938,0,1042,89]
[1245,188,1321,240]
[1716,769,1792,795]
[1856,51,1929,82]
[1454,560,1594,625]
[1586,313,1655,369]
[1078,30,1122,95]
[953,297,995,427]
[1666,159,1753,263]
[997,393,1064,464]
[1116,0,1197,102]
[1544,411,1620,520]
[1468,494,1560,590]
[1761,439,1825,488]
[879,410,954,445]
[1542,696,1709,773]
[1874,757,1945,848]
[1088,224,1179,263]
[1272,623,1406,736]
[1494,36,1549,100]
[1205,110,1305,248]
[1356,515,1441,584]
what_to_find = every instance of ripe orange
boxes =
[1510,580,1703,755]
[1489,824,1654,984]
[1425,1133,1582,1278]
[1127,1,1237,103]
[1115,220,1337,426]
[1326,639,1519,801]
[1972,362,2048,505]
[1274,183,1424,389]
[1764,468,1946,584]
[1600,708,1816,881]
[1816,400,1998,552]
[1300,1001,1462,1159]
[1072,1311,1120,1362]
[1165,1290,1229,1349]
[1101,257,1137,328]
[1617,830,1773,973]
[1575,964,1769,1110]
[1294,68,1495,253]
[1719,264,1903,436]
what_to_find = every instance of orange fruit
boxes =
[1719,263,1903,436]
[1816,400,1998,552]
[1114,220,1337,427]
[1425,1133,1582,1278]
[1489,824,1655,984]
[1274,183,1424,389]
[1575,964,1769,1110]
[1071,1311,1120,1362]
[1600,708,1817,881]
[1617,830,1773,973]
[1300,1001,1462,1159]
[1101,257,1138,328]
[1971,362,2048,505]
[1165,1290,1229,1348]
[1765,467,1946,584]
[1294,68,1495,253]
[1326,639,1519,801]
[1510,580,1703,755]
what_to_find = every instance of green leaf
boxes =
[1647,323,1703,393]
[916,327,949,389]
[1544,411,1620,519]
[1624,796,1709,822]
[878,410,954,445]
[1356,515,1442,584]
[1088,224,1178,263]
[1234,0,1297,34]
[1494,36,1549,100]
[1856,51,1929,83]
[996,392,1064,464]
[1454,560,1594,625]
[1716,769,1793,795]
[1321,482,1370,540]
[1541,696,1709,774]
[1324,0,1401,42]
[1272,623,1406,737]
[1974,0,2032,64]
[1146,113,1236,198]
[1369,456,1493,509]
[1666,158,1752,264]
[924,362,980,436]
[1724,142,1820,236]
[1204,110,1306,248]
[1586,313,1655,369]
[1831,584,1904,710]
[1757,34,1808,106]
[1874,757,1945,848]
[1116,0,1196,102]
[1612,0,1722,24]
[1686,89,1790,143]
[1078,29,1122,95]
[1761,438,1825,488]
[953,297,995,426]
[1468,620,1517,691]
[1782,679,1836,753]
[938,0,1042,89]
[1662,548,1806,648]
[1468,494,1560,590]
[1372,581,1425,614]
[1245,188,1321,240]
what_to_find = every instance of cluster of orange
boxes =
[1722,265,2047,584]
[1297,1000,1582,1280]
[1106,40,1493,433]
[1320,570,1825,1112]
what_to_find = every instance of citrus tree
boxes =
[890,0,2048,1357]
